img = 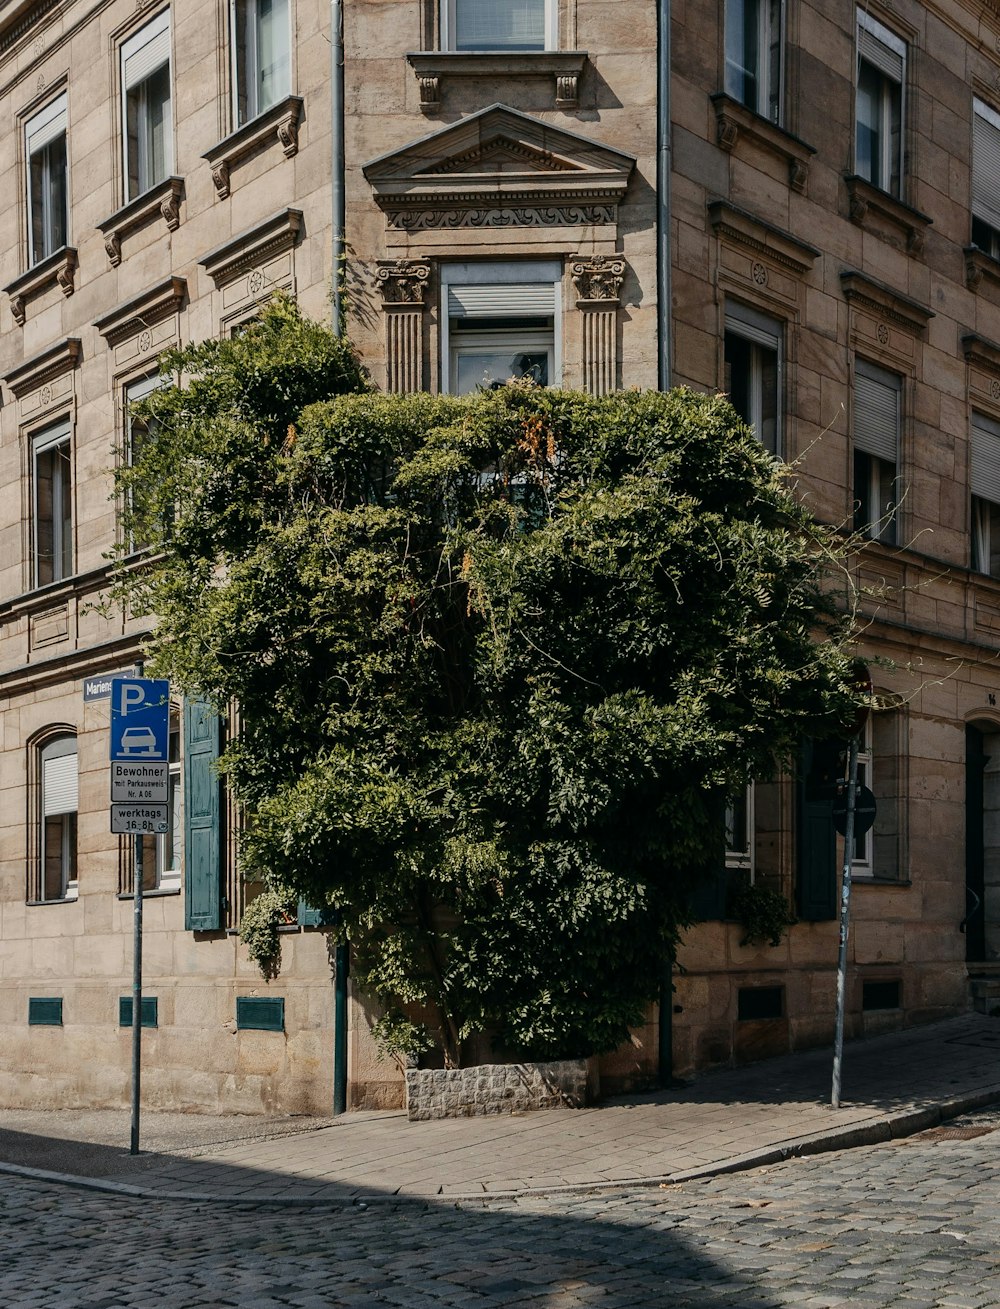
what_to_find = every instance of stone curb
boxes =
[2,1082,1000,1209]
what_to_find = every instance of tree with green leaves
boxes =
[115,299,862,1067]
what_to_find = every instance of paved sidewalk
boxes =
[3,1012,1000,1206]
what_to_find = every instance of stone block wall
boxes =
[405,1060,593,1121]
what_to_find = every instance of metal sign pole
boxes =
[831,735,860,1109]
[130,832,143,1155]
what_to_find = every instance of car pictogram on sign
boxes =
[119,726,158,756]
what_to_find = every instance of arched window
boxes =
[29,731,78,903]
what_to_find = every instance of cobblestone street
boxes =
[4,1107,1000,1308]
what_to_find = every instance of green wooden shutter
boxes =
[297,899,323,927]
[797,739,838,921]
[688,790,729,921]
[184,697,223,931]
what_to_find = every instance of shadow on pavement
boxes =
[0,1136,787,1309]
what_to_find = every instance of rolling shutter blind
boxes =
[972,413,1000,505]
[448,283,556,318]
[43,749,77,816]
[26,95,67,157]
[33,418,70,456]
[854,363,899,463]
[183,697,222,931]
[122,11,170,89]
[857,12,904,82]
[725,300,780,351]
[973,101,1000,234]
[454,0,545,50]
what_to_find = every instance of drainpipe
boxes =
[657,0,672,392]
[331,0,345,334]
[330,0,348,1116]
[656,0,674,1087]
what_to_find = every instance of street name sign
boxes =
[110,677,170,834]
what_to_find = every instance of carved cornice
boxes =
[839,270,934,333]
[4,336,80,398]
[709,93,816,194]
[97,176,184,267]
[572,255,625,303]
[376,260,431,305]
[93,276,187,345]
[707,199,819,274]
[386,204,615,231]
[198,208,303,287]
[962,332,1000,374]
[406,52,588,114]
[3,245,77,326]
[202,95,303,199]
[844,174,932,256]
[364,104,634,232]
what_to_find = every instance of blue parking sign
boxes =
[110,678,170,762]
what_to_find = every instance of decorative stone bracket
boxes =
[965,246,1000,294]
[202,95,303,199]
[3,246,77,326]
[844,174,931,256]
[377,260,430,393]
[709,93,816,194]
[97,176,184,267]
[406,52,587,114]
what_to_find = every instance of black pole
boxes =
[129,832,143,1154]
[333,940,349,1115]
[658,948,674,1086]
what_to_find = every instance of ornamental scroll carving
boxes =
[388,204,616,231]
[572,256,626,303]
[376,260,431,304]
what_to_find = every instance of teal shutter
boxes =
[797,740,839,921]
[297,898,323,927]
[184,697,223,931]
[688,791,729,921]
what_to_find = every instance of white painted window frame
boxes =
[120,8,173,201]
[230,0,291,127]
[440,260,562,395]
[24,92,68,266]
[441,0,556,52]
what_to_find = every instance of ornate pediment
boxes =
[364,104,634,232]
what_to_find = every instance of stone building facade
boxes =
[0,0,998,1113]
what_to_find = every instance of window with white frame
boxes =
[444,0,553,52]
[971,412,1000,579]
[724,0,783,123]
[724,302,781,456]
[853,359,900,544]
[972,99,1000,261]
[123,373,164,552]
[232,0,290,127]
[855,10,905,198]
[25,94,68,266]
[33,419,73,587]
[39,735,78,902]
[442,261,561,395]
[121,10,172,201]
[847,713,901,880]
[139,708,181,892]
[725,784,755,878]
